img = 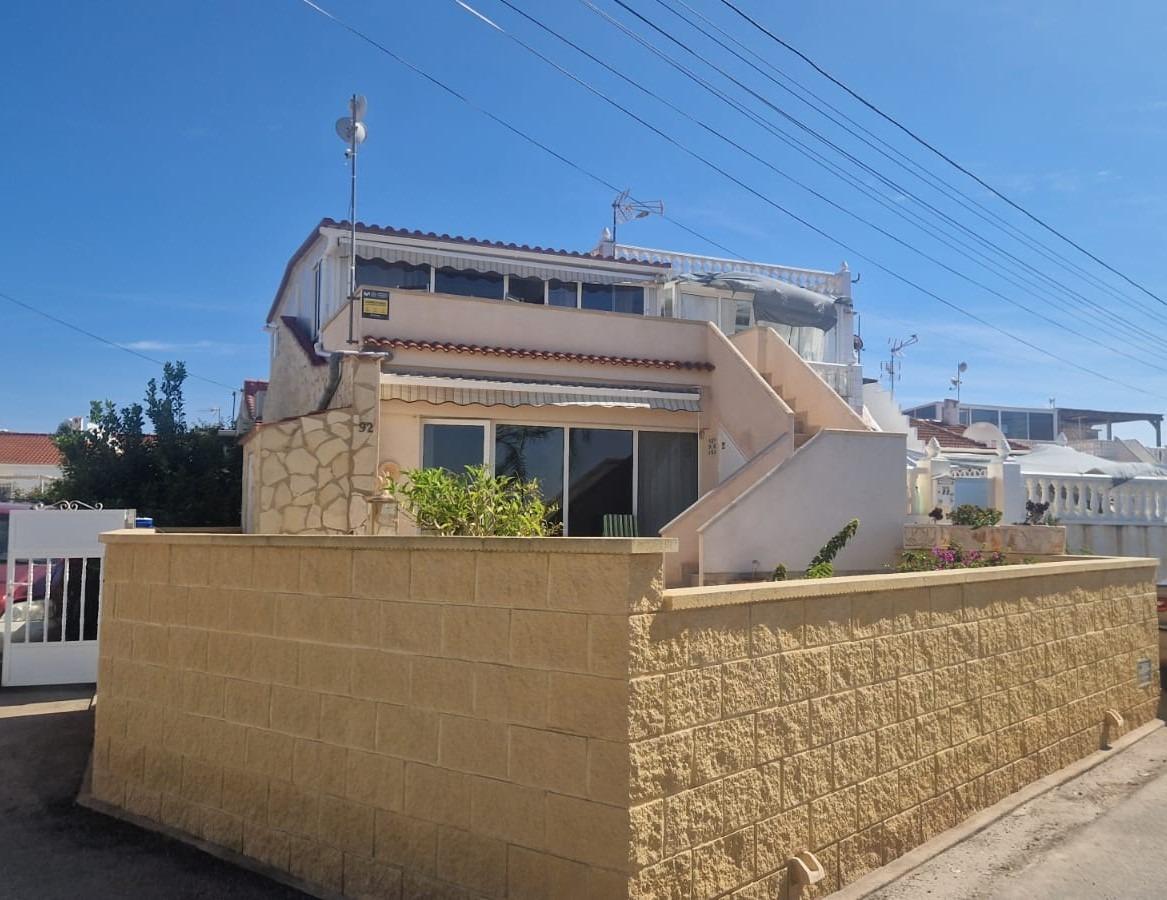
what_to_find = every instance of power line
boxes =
[295,0,1165,399]
[477,0,1167,374]
[660,0,1154,320]
[294,0,744,263]
[0,289,238,393]
[450,0,1166,398]
[649,0,1167,329]
[717,0,1167,309]
[586,0,1167,352]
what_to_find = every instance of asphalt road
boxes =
[0,686,303,900]
[871,723,1167,900]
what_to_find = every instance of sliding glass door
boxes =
[568,429,634,537]
[637,431,699,536]
[421,420,698,537]
[495,425,565,529]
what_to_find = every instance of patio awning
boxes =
[380,373,701,411]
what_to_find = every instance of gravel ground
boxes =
[0,685,304,900]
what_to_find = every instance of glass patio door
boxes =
[567,429,633,537]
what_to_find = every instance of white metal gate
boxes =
[2,505,134,687]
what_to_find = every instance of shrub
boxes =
[771,518,859,581]
[388,465,561,537]
[897,543,1008,572]
[949,504,1003,529]
[1023,500,1057,526]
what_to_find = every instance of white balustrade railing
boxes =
[1024,473,1167,524]
[612,243,846,295]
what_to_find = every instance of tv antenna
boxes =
[336,93,368,343]
[611,189,663,243]
[881,334,918,401]
[949,361,968,404]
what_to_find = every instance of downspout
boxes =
[313,341,393,413]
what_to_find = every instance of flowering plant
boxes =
[897,542,1007,572]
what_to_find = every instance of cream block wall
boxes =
[89,533,1158,899]
[90,532,670,899]
[637,559,1159,898]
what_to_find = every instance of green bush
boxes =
[949,504,1002,529]
[388,465,560,537]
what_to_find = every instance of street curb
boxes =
[833,717,1165,900]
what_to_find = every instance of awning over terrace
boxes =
[380,373,701,411]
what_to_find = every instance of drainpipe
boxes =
[313,342,392,412]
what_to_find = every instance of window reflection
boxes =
[568,429,633,536]
[356,258,430,290]
[422,423,485,474]
[507,276,544,304]
[495,425,564,527]
[548,279,578,308]
[637,432,698,536]
[434,267,504,300]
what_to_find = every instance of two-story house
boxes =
[244,218,905,585]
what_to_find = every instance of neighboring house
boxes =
[233,379,268,435]
[904,397,1164,447]
[0,433,62,498]
[243,218,905,585]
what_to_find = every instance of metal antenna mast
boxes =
[949,361,968,404]
[336,94,368,344]
[881,333,918,401]
[611,189,663,244]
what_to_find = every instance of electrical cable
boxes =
[0,289,238,393]
[295,0,1166,399]
[474,0,1167,374]
[717,0,1167,308]
[589,0,1167,347]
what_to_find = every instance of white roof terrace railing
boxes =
[610,242,851,297]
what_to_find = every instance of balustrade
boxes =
[612,243,845,295]
[1024,473,1167,523]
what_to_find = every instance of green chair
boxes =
[602,514,639,537]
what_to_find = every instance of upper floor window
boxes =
[434,267,504,300]
[356,258,430,290]
[507,276,545,304]
[734,300,753,332]
[548,279,579,308]
[581,283,645,315]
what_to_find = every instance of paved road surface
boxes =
[0,686,303,900]
[872,725,1167,900]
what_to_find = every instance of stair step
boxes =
[794,432,813,448]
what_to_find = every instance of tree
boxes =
[48,362,242,526]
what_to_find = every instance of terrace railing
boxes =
[1025,473,1167,524]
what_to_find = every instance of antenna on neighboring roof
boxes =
[336,94,368,344]
[611,189,663,245]
[881,334,918,402]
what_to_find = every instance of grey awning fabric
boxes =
[675,271,839,331]
[349,240,644,285]
[380,374,701,411]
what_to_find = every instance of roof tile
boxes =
[364,336,714,372]
[0,433,61,467]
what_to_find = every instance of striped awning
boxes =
[380,373,701,412]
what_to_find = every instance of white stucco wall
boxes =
[698,430,907,579]
[0,463,61,494]
[1064,523,1167,581]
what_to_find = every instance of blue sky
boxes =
[2,1,1165,441]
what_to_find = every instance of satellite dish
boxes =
[958,361,968,373]
[349,94,368,121]
[335,117,367,144]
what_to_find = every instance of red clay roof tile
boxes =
[0,433,61,467]
[364,336,714,372]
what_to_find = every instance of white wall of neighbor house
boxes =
[698,429,908,579]
[0,463,60,495]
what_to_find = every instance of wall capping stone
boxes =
[663,555,1159,610]
[99,529,677,555]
